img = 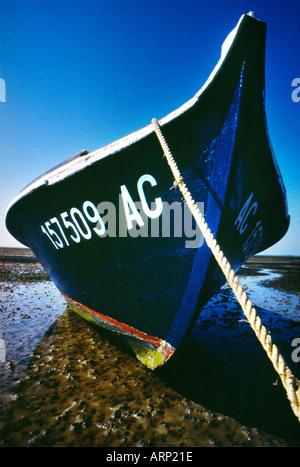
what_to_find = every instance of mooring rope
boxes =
[151,117,300,422]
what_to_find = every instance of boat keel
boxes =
[61,291,175,370]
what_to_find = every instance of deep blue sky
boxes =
[0,0,299,255]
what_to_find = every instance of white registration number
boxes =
[234,192,263,257]
[40,173,163,250]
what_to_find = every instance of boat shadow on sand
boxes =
[156,281,300,443]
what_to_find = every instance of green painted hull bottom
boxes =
[66,299,175,370]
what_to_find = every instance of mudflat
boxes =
[1,248,299,447]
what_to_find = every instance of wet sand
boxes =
[1,248,300,447]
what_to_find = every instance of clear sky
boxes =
[0,0,299,255]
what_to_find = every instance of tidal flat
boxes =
[1,248,300,447]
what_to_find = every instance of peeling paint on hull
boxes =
[63,292,175,369]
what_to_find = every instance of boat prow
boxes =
[6,13,289,369]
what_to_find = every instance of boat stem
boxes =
[152,117,300,423]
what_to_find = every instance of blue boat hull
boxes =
[5,14,289,368]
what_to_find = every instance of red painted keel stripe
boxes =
[60,291,164,348]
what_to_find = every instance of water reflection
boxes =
[0,281,66,405]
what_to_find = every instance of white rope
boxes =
[152,118,300,422]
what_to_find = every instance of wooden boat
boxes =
[6,13,289,369]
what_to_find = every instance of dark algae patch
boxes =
[0,248,50,282]
[1,250,300,446]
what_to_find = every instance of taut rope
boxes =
[152,117,300,422]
